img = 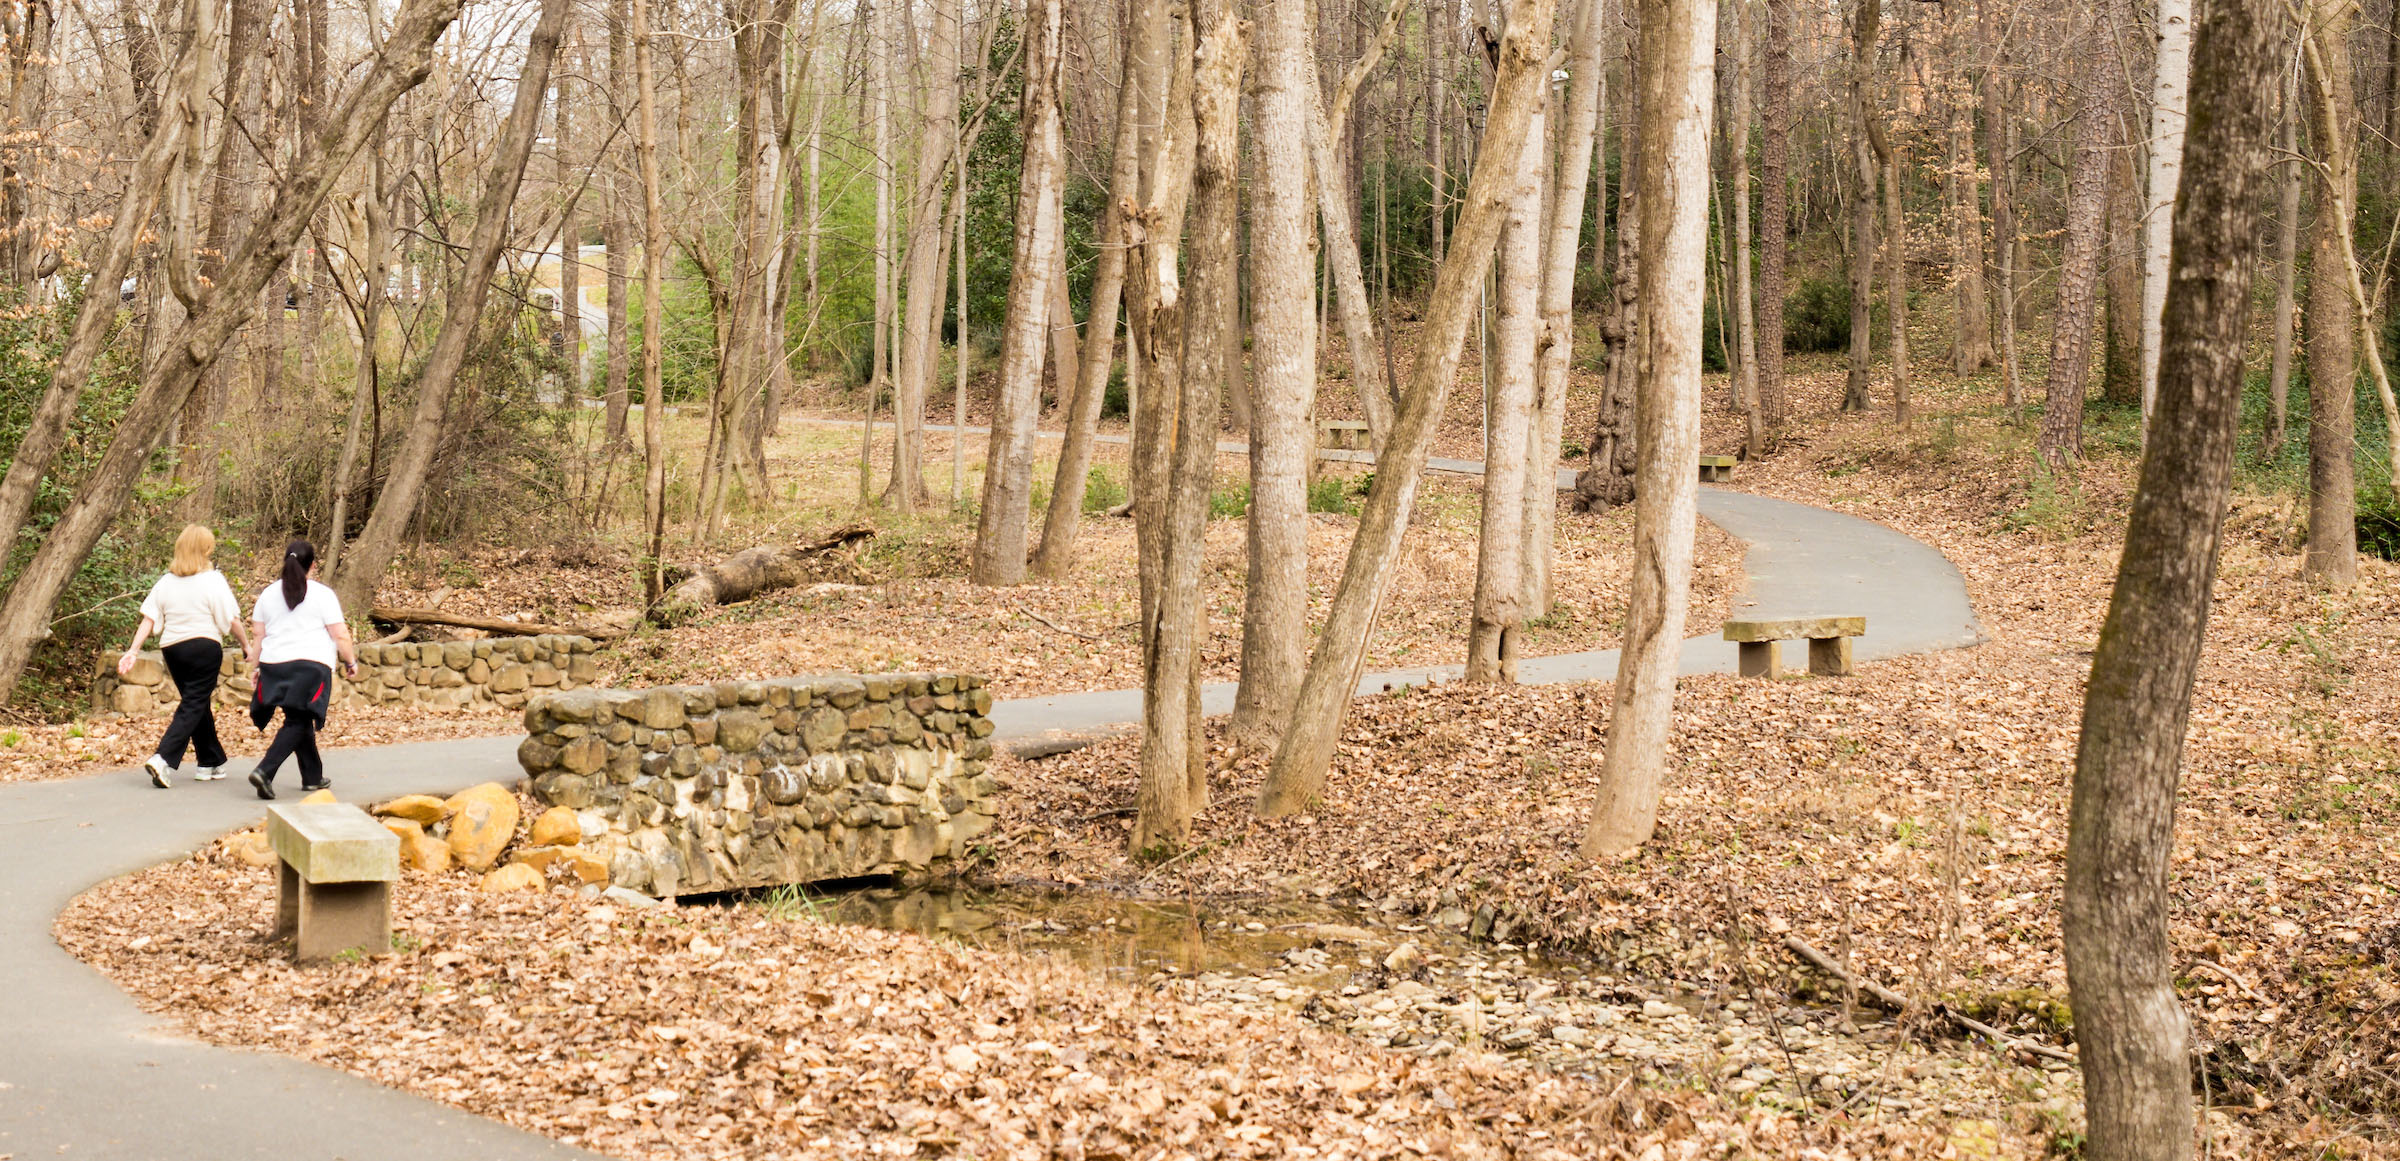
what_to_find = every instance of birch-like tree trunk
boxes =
[968,0,1064,586]
[1254,0,1559,816]
[2067,10,2275,1161]
[1525,0,1606,615]
[1230,0,1318,746]
[332,0,571,613]
[2136,0,2191,428]
[1580,0,1715,858]
[1131,1,1244,852]
[0,0,464,701]
[1465,101,1545,683]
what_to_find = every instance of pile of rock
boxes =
[516,673,998,898]
[92,634,601,717]
[368,783,610,891]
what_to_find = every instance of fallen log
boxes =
[1781,934,2076,1063]
[654,524,874,622]
[368,607,622,640]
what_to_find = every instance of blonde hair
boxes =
[168,524,216,577]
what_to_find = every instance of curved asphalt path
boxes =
[0,469,1978,1159]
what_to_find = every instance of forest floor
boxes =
[40,344,2400,1158]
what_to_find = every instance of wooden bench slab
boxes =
[1721,615,1866,678]
[265,803,399,962]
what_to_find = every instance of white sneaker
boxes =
[196,766,227,781]
[144,755,171,789]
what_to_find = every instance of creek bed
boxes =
[734,879,2071,1122]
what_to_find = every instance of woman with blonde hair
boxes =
[245,539,358,799]
[122,524,252,788]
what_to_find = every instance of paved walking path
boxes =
[0,467,1978,1159]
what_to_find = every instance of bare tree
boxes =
[1526,0,1607,614]
[332,0,572,614]
[969,0,1065,586]
[2065,6,2275,1159]
[604,0,634,449]
[0,0,467,701]
[636,0,671,606]
[1840,0,1878,413]
[1230,0,1317,746]
[1580,0,1715,857]
[2035,14,2117,470]
[1465,99,1545,683]
[2264,50,2300,458]
[2301,0,2358,586]
[1757,0,1789,424]
[2136,0,2190,428]
[1722,0,1763,459]
[1255,0,1560,817]
[891,0,963,513]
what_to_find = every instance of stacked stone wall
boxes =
[516,673,996,897]
[92,634,600,717]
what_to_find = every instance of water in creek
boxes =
[734,879,2059,1122]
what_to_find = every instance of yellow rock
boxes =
[299,787,337,805]
[374,794,447,826]
[382,818,453,874]
[442,782,520,872]
[528,806,581,848]
[478,863,545,893]
[222,830,279,869]
[561,850,611,885]
[512,845,568,872]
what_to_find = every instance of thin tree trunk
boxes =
[1254,0,1559,816]
[1308,0,1412,449]
[863,0,893,507]
[2066,9,2275,1161]
[557,13,583,398]
[2302,0,2359,586]
[2265,54,2301,458]
[331,0,570,613]
[1230,0,1317,746]
[1841,0,1878,414]
[1580,0,1714,858]
[1526,0,1606,615]
[2137,0,2191,429]
[2103,142,2144,408]
[1983,0,2022,408]
[0,0,463,702]
[1131,1,1243,852]
[636,0,670,606]
[1883,148,1908,424]
[969,0,1065,586]
[1465,100,1544,683]
[2035,25,2116,470]
[605,0,633,447]
[1128,0,1187,638]
[1725,0,1762,459]
[1574,10,1641,511]
[1757,0,1789,425]
[1943,0,1993,375]
[892,0,961,513]
[325,142,394,574]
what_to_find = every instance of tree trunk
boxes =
[968,0,1065,587]
[0,0,464,703]
[1942,0,1993,375]
[2265,57,2300,458]
[1841,0,1878,414]
[1128,0,1189,640]
[2035,26,2115,470]
[2137,0,2191,427]
[1031,3,1151,578]
[0,0,217,562]
[2303,0,2359,587]
[1757,0,1789,425]
[331,0,571,614]
[891,0,962,513]
[1724,0,1763,460]
[557,14,583,399]
[325,143,394,574]
[2102,142,2144,408]
[1579,0,1715,858]
[2066,8,2275,1160]
[1574,10,1641,511]
[1131,2,1243,853]
[605,0,633,447]
[1466,100,1545,683]
[1981,0,2022,408]
[1526,0,1607,615]
[1230,0,1317,747]
[1254,0,1559,817]
[636,0,670,607]
[1308,0,1413,450]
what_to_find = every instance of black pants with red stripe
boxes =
[256,707,320,785]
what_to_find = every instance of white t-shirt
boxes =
[140,570,241,648]
[254,580,347,667]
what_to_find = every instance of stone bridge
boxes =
[517,673,995,898]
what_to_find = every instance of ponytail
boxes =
[280,540,316,609]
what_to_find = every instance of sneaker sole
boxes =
[249,772,274,800]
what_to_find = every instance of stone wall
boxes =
[92,634,600,717]
[516,673,996,898]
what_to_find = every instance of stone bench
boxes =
[266,803,400,962]
[1314,419,1372,479]
[1699,453,1737,483]
[1722,615,1865,679]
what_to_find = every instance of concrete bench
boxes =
[1723,615,1865,678]
[1314,419,1373,479]
[266,803,400,962]
[1699,454,1737,483]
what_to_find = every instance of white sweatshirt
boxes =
[139,570,242,648]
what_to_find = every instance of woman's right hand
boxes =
[115,650,136,677]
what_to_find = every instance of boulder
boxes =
[529,806,581,847]
[383,818,454,873]
[478,863,545,893]
[222,830,279,868]
[560,849,611,885]
[299,787,338,805]
[511,845,570,872]
[442,782,521,871]
[374,791,451,829]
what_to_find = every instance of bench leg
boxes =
[1737,640,1781,679]
[293,880,392,962]
[1808,636,1854,677]
[274,860,300,940]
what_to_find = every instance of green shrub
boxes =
[1209,483,1250,519]
[1102,363,1129,419]
[1782,272,1880,354]
[1307,474,1356,515]
[1080,465,1128,513]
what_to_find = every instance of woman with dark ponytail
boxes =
[243,540,358,799]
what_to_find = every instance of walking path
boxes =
[0,468,1978,1159]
